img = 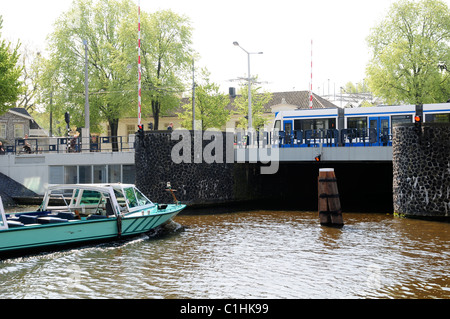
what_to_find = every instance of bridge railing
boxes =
[234,128,392,148]
[5,136,135,155]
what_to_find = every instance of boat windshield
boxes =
[123,187,153,209]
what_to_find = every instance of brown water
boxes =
[0,210,448,299]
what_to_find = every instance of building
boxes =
[102,90,338,138]
[0,108,46,149]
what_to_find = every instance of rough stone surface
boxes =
[392,123,450,219]
[135,131,237,206]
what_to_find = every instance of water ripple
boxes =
[0,211,449,299]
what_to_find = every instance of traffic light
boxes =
[315,155,321,162]
[415,104,423,123]
[64,112,70,125]
[415,104,423,128]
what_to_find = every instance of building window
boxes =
[108,164,121,183]
[49,164,135,185]
[0,123,6,138]
[64,166,78,184]
[14,124,25,138]
[49,166,64,184]
[94,165,107,183]
[127,125,135,135]
[79,166,92,183]
[122,165,135,184]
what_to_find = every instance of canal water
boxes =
[0,210,448,299]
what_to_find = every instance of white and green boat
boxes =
[0,183,186,256]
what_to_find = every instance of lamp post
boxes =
[233,42,263,134]
[83,39,90,152]
[83,40,89,133]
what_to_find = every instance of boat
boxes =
[0,183,186,256]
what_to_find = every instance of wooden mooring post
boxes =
[318,168,344,227]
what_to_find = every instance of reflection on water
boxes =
[0,211,448,299]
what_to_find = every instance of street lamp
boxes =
[233,41,263,134]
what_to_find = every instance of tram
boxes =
[273,103,450,147]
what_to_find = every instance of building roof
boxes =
[173,90,337,116]
[7,108,42,130]
[264,91,338,110]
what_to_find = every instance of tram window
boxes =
[274,120,281,131]
[302,120,314,130]
[293,118,337,131]
[347,117,367,129]
[425,113,450,123]
[315,120,326,129]
[392,115,412,126]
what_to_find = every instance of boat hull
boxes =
[0,204,185,256]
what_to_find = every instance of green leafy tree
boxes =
[139,9,194,129]
[41,0,137,147]
[178,69,230,130]
[233,81,272,130]
[366,0,450,104]
[0,16,23,115]
[343,80,370,94]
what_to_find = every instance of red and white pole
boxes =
[309,39,313,109]
[138,0,142,128]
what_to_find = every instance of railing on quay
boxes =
[234,128,392,148]
[3,136,135,155]
[1,128,392,155]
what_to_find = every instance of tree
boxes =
[16,44,41,113]
[139,9,194,130]
[177,68,230,130]
[0,16,23,115]
[42,0,137,148]
[233,81,272,130]
[366,0,450,105]
[343,80,370,94]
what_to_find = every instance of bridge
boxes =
[0,129,393,198]
[234,128,393,162]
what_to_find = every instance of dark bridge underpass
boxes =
[235,161,393,213]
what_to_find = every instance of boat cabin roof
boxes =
[44,183,155,215]
[47,183,136,192]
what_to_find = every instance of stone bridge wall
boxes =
[392,123,450,219]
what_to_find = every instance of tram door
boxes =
[284,120,293,144]
[369,116,389,145]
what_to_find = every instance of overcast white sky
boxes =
[1,0,444,95]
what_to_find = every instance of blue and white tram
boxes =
[273,103,450,147]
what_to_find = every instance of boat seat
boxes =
[37,216,69,224]
[7,220,24,227]
[55,212,76,220]
[19,215,40,225]
[87,214,108,220]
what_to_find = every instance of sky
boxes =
[1,0,441,96]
